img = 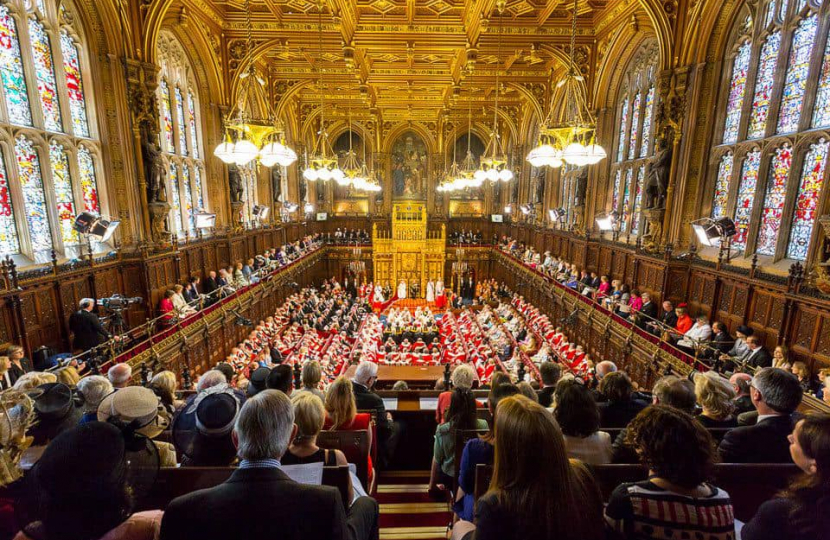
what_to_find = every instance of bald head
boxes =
[730,372,752,396]
[595,361,617,379]
[107,363,132,388]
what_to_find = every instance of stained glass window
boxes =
[640,87,655,157]
[14,136,52,251]
[733,150,761,250]
[812,28,830,127]
[28,18,62,132]
[193,166,204,210]
[612,169,621,212]
[77,146,99,213]
[631,165,645,235]
[723,42,752,144]
[169,163,182,234]
[182,165,194,231]
[187,91,199,159]
[712,153,734,219]
[617,97,629,162]
[59,29,89,137]
[777,15,818,133]
[174,87,188,156]
[159,80,174,152]
[620,168,633,232]
[49,141,78,246]
[756,145,792,256]
[0,150,20,255]
[765,0,777,26]
[787,139,828,260]
[628,92,642,160]
[748,31,782,139]
[0,7,32,126]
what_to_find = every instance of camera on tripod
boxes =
[97,294,143,311]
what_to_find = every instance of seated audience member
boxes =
[693,372,738,428]
[436,364,477,423]
[173,390,240,467]
[97,386,176,467]
[589,361,617,400]
[150,370,184,414]
[635,292,657,330]
[742,413,830,540]
[718,367,803,463]
[3,345,32,387]
[772,344,792,370]
[429,388,488,496]
[516,381,538,402]
[791,361,818,394]
[159,289,177,325]
[285,393,353,502]
[537,361,562,407]
[454,384,520,522]
[297,360,325,400]
[13,371,56,392]
[0,356,11,390]
[160,390,379,540]
[554,380,612,464]
[451,395,604,540]
[742,336,772,370]
[676,315,713,355]
[719,325,753,370]
[246,367,271,397]
[195,369,226,392]
[55,366,81,387]
[730,372,754,414]
[183,276,200,303]
[171,284,196,318]
[267,364,294,395]
[107,363,132,389]
[15,423,163,540]
[392,380,409,391]
[708,322,733,360]
[324,376,374,484]
[76,375,113,424]
[352,361,400,468]
[597,372,648,428]
[605,406,734,540]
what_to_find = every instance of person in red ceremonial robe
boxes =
[435,291,447,309]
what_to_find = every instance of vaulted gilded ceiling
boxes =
[181,0,614,143]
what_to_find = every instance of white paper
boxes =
[281,462,324,485]
[348,463,368,502]
[382,397,398,411]
[419,397,439,410]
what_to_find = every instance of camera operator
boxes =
[68,298,112,355]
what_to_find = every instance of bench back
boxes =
[317,429,370,488]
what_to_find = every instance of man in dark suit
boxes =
[352,361,401,468]
[68,298,112,353]
[718,367,802,463]
[160,390,378,540]
[743,336,772,370]
[636,292,658,330]
[537,362,562,407]
[729,372,755,414]
[708,322,733,360]
[203,271,219,296]
[183,276,201,303]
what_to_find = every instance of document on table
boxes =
[419,397,439,410]
[382,397,398,411]
[281,462,324,485]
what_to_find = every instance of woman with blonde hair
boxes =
[172,284,196,318]
[773,344,792,370]
[323,376,373,485]
[451,395,604,540]
[150,370,183,414]
[55,366,81,387]
[298,360,325,401]
[0,356,12,390]
[693,371,738,428]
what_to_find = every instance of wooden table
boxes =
[343,365,445,389]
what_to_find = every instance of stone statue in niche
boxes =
[228,165,244,203]
[644,137,672,209]
[141,129,167,203]
[299,177,307,204]
[272,166,282,202]
[573,167,588,206]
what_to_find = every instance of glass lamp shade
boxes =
[317,168,332,181]
[232,139,259,165]
[259,154,278,167]
[469,177,484,188]
[549,155,564,168]
[304,203,314,213]
[527,144,556,167]
[260,142,298,168]
[214,140,237,164]
[331,168,345,182]
[584,144,607,165]
[485,168,499,182]
[498,168,514,181]
[303,168,319,181]
[276,145,298,167]
[473,169,487,182]
[562,142,590,166]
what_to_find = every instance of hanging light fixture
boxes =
[526,0,606,168]
[475,2,514,183]
[302,2,343,183]
[213,0,296,168]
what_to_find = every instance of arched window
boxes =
[710,0,830,262]
[0,0,103,263]
[609,41,659,240]
[156,32,206,238]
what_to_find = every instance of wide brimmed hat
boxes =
[29,383,83,446]
[172,388,239,465]
[737,325,754,336]
[97,386,170,439]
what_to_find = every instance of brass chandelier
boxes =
[214,0,296,168]
[526,0,606,168]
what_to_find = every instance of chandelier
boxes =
[302,3,344,183]
[349,245,366,274]
[214,0,297,168]
[474,2,514,183]
[526,0,606,168]
[452,242,468,275]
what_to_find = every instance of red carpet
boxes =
[377,471,451,540]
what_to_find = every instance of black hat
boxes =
[247,367,271,397]
[736,325,754,336]
[266,364,293,394]
[29,383,83,446]
[172,390,239,466]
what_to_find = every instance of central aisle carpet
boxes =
[377,471,451,540]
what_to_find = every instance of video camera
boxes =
[97,294,143,311]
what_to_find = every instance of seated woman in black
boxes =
[451,395,604,540]
[742,413,830,540]
[284,392,353,502]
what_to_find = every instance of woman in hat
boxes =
[97,386,176,467]
[172,389,240,467]
[15,422,162,540]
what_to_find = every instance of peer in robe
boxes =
[398,280,407,299]
[426,280,435,303]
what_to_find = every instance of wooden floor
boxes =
[377,471,451,540]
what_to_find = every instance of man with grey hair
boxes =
[718,367,802,463]
[590,360,618,402]
[76,375,113,423]
[68,297,111,353]
[160,390,379,540]
[352,360,400,468]
[196,369,227,392]
[107,363,132,389]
